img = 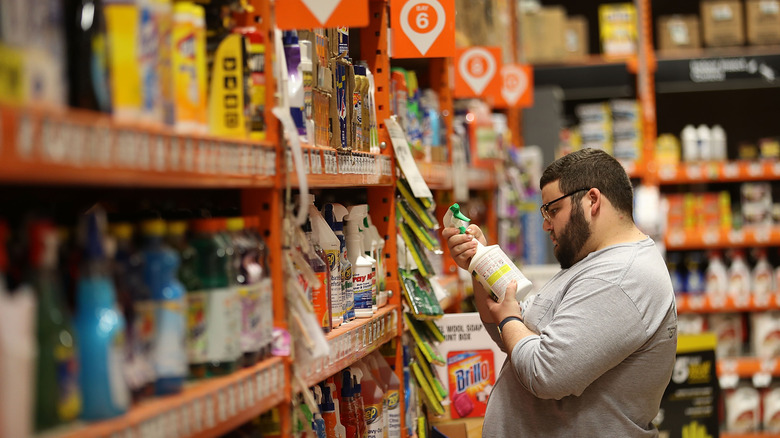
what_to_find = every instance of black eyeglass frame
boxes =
[540,188,591,221]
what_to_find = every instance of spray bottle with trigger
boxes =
[443,203,533,303]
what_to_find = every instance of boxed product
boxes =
[701,0,746,47]
[746,0,780,44]
[598,3,637,57]
[564,16,589,58]
[657,15,702,51]
[520,6,567,63]
[741,182,773,226]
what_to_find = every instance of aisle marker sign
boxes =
[494,63,534,108]
[392,0,455,58]
[276,0,368,29]
[454,47,502,98]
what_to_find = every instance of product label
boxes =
[343,261,355,319]
[365,401,384,438]
[259,278,274,353]
[187,291,209,363]
[154,298,188,378]
[326,249,343,324]
[206,288,241,362]
[54,344,81,421]
[354,88,363,147]
[447,350,494,419]
[470,246,529,302]
[239,284,263,354]
[386,389,401,438]
[109,328,131,410]
[312,271,330,328]
[353,267,373,312]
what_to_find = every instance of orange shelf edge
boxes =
[676,294,780,314]
[658,161,780,185]
[665,226,780,250]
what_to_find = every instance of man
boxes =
[443,148,677,437]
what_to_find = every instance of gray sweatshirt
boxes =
[482,238,677,437]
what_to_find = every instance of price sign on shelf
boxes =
[454,46,502,98]
[391,0,454,58]
[276,0,368,29]
[493,63,533,108]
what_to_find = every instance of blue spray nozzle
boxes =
[319,383,335,412]
[341,370,352,398]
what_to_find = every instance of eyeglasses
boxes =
[540,188,590,222]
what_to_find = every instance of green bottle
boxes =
[31,220,81,431]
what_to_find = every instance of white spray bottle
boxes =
[345,205,374,318]
[361,214,378,312]
[324,203,354,322]
[443,203,533,303]
[309,197,343,329]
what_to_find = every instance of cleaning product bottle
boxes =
[361,214,378,312]
[137,0,164,124]
[303,217,332,333]
[226,217,262,366]
[234,26,266,141]
[208,32,247,137]
[340,370,360,437]
[368,352,401,438]
[711,124,727,161]
[353,373,367,438]
[301,38,314,144]
[684,252,705,295]
[30,220,81,430]
[666,252,684,294]
[244,217,274,360]
[324,204,354,322]
[697,124,712,162]
[346,205,374,318]
[443,203,533,303]
[366,214,386,308]
[188,218,240,378]
[66,0,112,112]
[111,222,155,402]
[752,248,774,300]
[705,250,729,298]
[310,198,342,329]
[357,364,385,438]
[171,2,199,132]
[75,210,130,420]
[191,3,208,131]
[140,219,187,395]
[681,125,698,162]
[326,382,348,438]
[320,383,337,437]
[313,385,327,438]
[104,0,142,121]
[728,249,752,301]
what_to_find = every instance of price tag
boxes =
[658,166,676,180]
[702,228,720,245]
[685,164,702,180]
[217,390,227,422]
[494,63,533,108]
[136,133,151,170]
[719,359,739,389]
[755,293,771,308]
[205,396,215,428]
[246,380,254,406]
[197,140,208,173]
[69,124,86,165]
[754,225,771,243]
[668,230,686,247]
[386,118,433,198]
[723,162,739,178]
[181,404,191,436]
[228,385,236,417]
[733,294,750,308]
[42,120,66,163]
[16,115,35,158]
[728,229,745,244]
[276,0,368,29]
[392,0,454,58]
[748,162,762,177]
[454,46,502,98]
[773,161,780,176]
[689,295,707,310]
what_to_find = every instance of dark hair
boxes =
[539,148,634,217]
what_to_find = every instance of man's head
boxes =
[539,148,635,268]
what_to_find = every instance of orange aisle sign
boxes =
[493,64,534,109]
[453,47,502,99]
[391,0,455,58]
[276,0,368,29]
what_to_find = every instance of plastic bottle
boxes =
[66,0,112,112]
[234,26,266,141]
[443,204,533,303]
[104,0,142,121]
[728,250,752,301]
[361,214,378,312]
[243,217,274,360]
[75,211,130,420]
[140,219,187,395]
[705,251,729,298]
[685,252,705,295]
[308,198,342,329]
[681,124,698,162]
[111,222,155,402]
[301,39,314,144]
[188,218,241,378]
[283,30,306,138]
[752,248,775,299]
[368,352,401,438]
[352,371,368,438]
[666,252,684,294]
[346,205,374,318]
[137,0,165,124]
[711,124,728,161]
[303,218,332,333]
[30,220,81,430]
[325,382,348,438]
[365,214,387,307]
[226,217,262,366]
[697,124,712,162]
[356,364,385,438]
[190,3,208,131]
[324,204,354,322]
[171,2,199,132]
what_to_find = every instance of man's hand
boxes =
[442,224,488,271]
[485,280,522,324]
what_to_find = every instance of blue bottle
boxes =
[141,219,187,395]
[75,210,130,420]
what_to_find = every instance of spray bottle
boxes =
[308,197,343,329]
[443,204,533,303]
[356,363,385,438]
[346,205,374,318]
[325,382,347,438]
[367,352,401,438]
[339,369,360,437]
[324,204,354,322]
[362,214,378,311]
[351,369,367,437]
[365,214,387,308]
[313,385,327,438]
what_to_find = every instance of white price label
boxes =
[748,162,762,177]
[723,162,739,178]
[16,115,34,157]
[685,164,702,180]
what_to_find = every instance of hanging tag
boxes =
[386,117,432,199]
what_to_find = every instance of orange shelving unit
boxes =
[665,226,780,250]
[677,294,780,314]
[657,161,780,185]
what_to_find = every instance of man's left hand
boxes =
[485,280,522,324]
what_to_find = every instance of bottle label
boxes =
[134,299,156,383]
[187,291,209,363]
[54,344,81,421]
[154,298,187,378]
[386,389,401,438]
[342,262,354,320]
[239,284,262,354]
[109,328,131,410]
[259,278,274,353]
[326,249,343,324]
[312,271,330,329]
[353,267,373,313]
[205,287,241,362]
[365,402,384,438]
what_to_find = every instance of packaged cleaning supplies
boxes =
[346,205,374,318]
[752,248,774,300]
[705,250,728,298]
[728,249,752,301]
[443,204,533,303]
[324,204,354,322]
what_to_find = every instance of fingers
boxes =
[466,224,487,245]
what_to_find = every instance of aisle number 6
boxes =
[400,0,446,55]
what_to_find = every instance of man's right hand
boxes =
[442,224,487,270]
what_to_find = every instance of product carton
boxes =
[746,0,780,45]
[520,6,566,63]
[564,16,589,58]
[598,3,637,57]
[657,15,702,52]
[701,0,746,47]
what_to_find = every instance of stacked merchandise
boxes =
[388,67,446,162]
[657,123,779,165]
[0,206,275,433]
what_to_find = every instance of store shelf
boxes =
[435,274,461,310]
[298,303,400,388]
[657,160,780,184]
[665,226,780,250]
[532,57,635,100]
[721,434,780,438]
[43,357,286,438]
[677,293,780,314]
[0,106,277,188]
[718,357,780,379]
[288,146,394,188]
[418,161,452,190]
[655,47,780,93]
[467,167,498,190]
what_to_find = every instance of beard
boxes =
[553,203,591,269]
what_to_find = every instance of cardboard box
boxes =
[657,15,702,51]
[565,16,589,58]
[701,1,745,47]
[599,3,637,57]
[520,6,566,63]
[746,0,780,44]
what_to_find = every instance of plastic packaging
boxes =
[684,253,705,295]
[752,249,774,299]
[705,251,729,298]
[763,384,780,432]
[681,124,698,162]
[750,311,780,358]
[368,351,402,438]
[728,250,751,301]
[76,211,130,420]
[302,217,332,333]
[711,124,727,161]
[137,0,165,124]
[283,30,306,138]
[725,385,760,432]
[234,27,267,141]
[308,199,342,329]
[697,124,712,162]
[0,278,35,438]
[443,204,533,303]
[324,204,354,322]
[208,33,247,137]
[171,3,199,132]
[709,313,743,358]
[140,219,187,395]
[104,1,141,121]
[346,205,374,318]
[242,217,274,360]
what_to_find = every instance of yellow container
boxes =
[105,3,142,120]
